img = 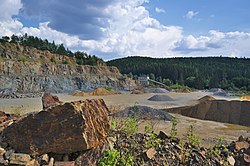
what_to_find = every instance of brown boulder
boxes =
[42,93,63,109]
[3,99,110,155]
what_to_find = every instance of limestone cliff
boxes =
[0,42,135,94]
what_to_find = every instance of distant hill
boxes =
[107,56,250,91]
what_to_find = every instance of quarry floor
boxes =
[0,91,249,147]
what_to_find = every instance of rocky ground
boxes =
[0,93,249,165]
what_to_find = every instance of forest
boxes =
[0,34,104,66]
[108,56,250,91]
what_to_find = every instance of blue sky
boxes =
[0,0,250,60]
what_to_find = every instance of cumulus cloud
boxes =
[16,0,182,58]
[174,30,250,57]
[155,7,166,14]
[0,0,22,20]
[0,0,23,36]
[20,0,121,39]
[185,10,199,19]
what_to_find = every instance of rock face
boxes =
[166,96,250,127]
[2,99,110,155]
[0,43,136,95]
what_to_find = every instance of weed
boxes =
[144,121,152,134]
[170,118,178,137]
[111,117,138,137]
[99,149,134,166]
[99,150,120,166]
[186,125,200,147]
[145,132,162,149]
[121,117,138,137]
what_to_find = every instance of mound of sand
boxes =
[113,105,173,121]
[240,96,250,100]
[89,87,115,96]
[72,90,89,97]
[148,95,174,101]
[198,95,215,102]
[131,90,147,94]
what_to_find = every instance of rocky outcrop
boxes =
[2,99,110,155]
[165,96,250,126]
[0,43,136,95]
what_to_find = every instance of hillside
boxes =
[0,42,135,96]
[107,56,250,91]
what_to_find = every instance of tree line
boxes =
[107,56,250,91]
[0,34,105,66]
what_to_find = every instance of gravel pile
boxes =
[143,88,169,93]
[113,105,173,121]
[148,95,174,101]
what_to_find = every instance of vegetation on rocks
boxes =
[0,34,105,66]
[101,117,250,166]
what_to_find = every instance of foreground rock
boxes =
[166,96,250,127]
[2,99,110,155]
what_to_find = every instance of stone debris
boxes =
[235,141,249,151]
[9,153,32,165]
[227,156,235,165]
[54,161,75,166]
[42,92,63,109]
[39,153,49,165]
[145,148,156,160]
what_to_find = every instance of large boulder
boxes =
[2,99,110,155]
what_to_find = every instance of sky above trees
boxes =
[0,0,250,60]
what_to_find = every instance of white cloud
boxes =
[0,0,22,21]
[155,7,166,14]
[185,10,199,19]
[0,0,23,36]
[174,30,250,57]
